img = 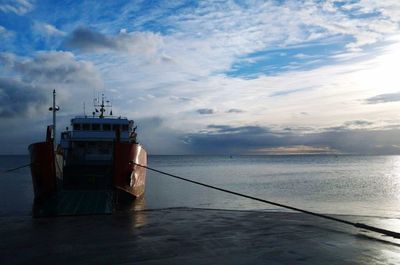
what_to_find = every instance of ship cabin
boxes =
[60,116,136,164]
[59,114,137,189]
[57,95,139,189]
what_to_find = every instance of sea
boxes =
[1,155,400,218]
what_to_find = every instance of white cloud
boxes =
[0,0,33,15]
[3,0,400,153]
[33,21,66,37]
[0,25,15,40]
[89,34,400,138]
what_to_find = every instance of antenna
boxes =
[93,93,112,118]
[83,102,86,116]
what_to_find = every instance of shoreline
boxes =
[2,205,400,220]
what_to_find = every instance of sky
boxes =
[1,0,400,155]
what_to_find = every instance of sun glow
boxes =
[354,36,400,95]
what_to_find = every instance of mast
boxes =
[49,89,59,150]
[93,93,111,119]
[100,94,105,118]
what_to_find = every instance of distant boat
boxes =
[29,90,147,216]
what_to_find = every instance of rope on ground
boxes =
[134,162,400,239]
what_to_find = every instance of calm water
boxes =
[1,155,400,218]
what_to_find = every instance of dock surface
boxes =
[1,208,400,264]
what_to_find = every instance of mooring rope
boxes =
[3,163,31,173]
[134,163,400,239]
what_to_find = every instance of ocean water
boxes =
[1,155,400,218]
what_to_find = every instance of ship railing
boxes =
[73,115,128,119]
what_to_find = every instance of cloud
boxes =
[326,120,374,131]
[256,145,336,155]
[343,120,373,127]
[0,25,14,41]
[65,27,115,51]
[197,108,215,115]
[64,27,163,55]
[182,124,290,154]
[270,88,310,97]
[169,96,192,102]
[365,92,400,104]
[206,125,268,134]
[0,25,7,34]
[2,1,400,154]
[0,51,107,153]
[134,116,189,154]
[0,0,33,15]
[0,51,103,115]
[182,124,400,155]
[33,22,66,37]
[0,51,102,87]
[0,77,48,117]
[57,1,400,86]
[226,108,244,113]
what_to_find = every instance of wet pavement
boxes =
[1,208,400,264]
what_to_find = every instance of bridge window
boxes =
[113,124,120,131]
[103,124,111,131]
[73,124,81,130]
[82,124,90,130]
[122,124,128,131]
[92,124,100,131]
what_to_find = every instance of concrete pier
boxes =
[1,208,400,264]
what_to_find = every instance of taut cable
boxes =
[135,162,400,239]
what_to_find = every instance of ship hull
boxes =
[28,141,57,201]
[29,141,147,216]
[113,142,147,199]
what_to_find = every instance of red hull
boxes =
[29,141,57,200]
[29,142,147,200]
[114,142,147,198]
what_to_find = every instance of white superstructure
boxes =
[59,95,137,162]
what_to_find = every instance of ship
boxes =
[29,90,147,217]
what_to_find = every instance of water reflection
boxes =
[380,249,400,264]
[116,195,146,211]
[116,196,148,228]
[378,225,400,264]
[390,156,400,200]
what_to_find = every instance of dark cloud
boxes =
[64,27,163,54]
[197,108,214,114]
[0,51,104,120]
[343,120,373,127]
[65,27,116,51]
[0,51,102,86]
[0,51,106,153]
[207,125,268,134]
[365,92,400,104]
[182,124,400,155]
[182,125,284,154]
[226,108,244,113]
[326,120,374,131]
[0,77,48,117]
